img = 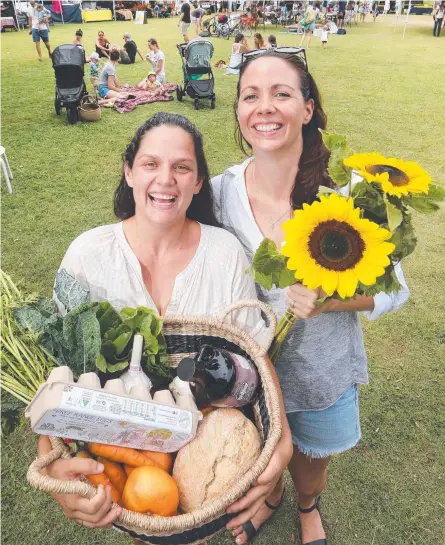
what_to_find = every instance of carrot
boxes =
[124,464,136,478]
[76,451,121,504]
[97,457,127,493]
[88,443,159,468]
[139,450,173,473]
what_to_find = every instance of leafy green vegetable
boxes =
[320,130,354,188]
[250,239,296,290]
[14,273,173,384]
[54,268,89,312]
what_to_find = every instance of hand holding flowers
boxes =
[250,132,445,363]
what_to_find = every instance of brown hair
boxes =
[148,38,159,48]
[110,49,120,61]
[253,33,265,48]
[235,50,335,209]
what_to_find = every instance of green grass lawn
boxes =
[2,13,445,545]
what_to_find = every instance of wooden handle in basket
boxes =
[219,300,277,355]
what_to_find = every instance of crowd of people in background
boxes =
[25,0,443,105]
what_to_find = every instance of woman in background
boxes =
[95,30,111,59]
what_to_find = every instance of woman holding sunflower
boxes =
[211,48,410,545]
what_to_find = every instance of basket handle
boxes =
[219,300,277,354]
[27,437,103,500]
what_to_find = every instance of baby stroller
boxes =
[52,44,87,125]
[176,39,216,110]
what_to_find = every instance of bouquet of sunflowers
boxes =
[251,132,445,363]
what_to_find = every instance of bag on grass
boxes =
[200,30,211,37]
[337,28,347,34]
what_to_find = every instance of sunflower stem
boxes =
[268,309,298,364]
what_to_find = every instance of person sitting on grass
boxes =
[226,33,249,75]
[96,30,111,59]
[253,33,266,49]
[147,38,166,84]
[119,32,145,64]
[72,28,83,47]
[267,34,277,48]
[97,49,129,101]
[137,71,162,94]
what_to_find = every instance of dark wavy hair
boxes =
[114,113,218,226]
[235,50,335,209]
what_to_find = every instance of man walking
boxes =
[178,1,192,42]
[27,0,52,62]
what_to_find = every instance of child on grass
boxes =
[137,71,162,94]
[89,52,101,94]
[320,23,329,48]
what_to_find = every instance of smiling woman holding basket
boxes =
[211,48,410,545]
[35,113,293,544]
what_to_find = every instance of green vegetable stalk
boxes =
[0,271,55,403]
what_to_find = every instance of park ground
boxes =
[1,12,445,545]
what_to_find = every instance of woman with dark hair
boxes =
[37,112,294,540]
[95,30,111,59]
[266,34,277,48]
[72,28,83,46]
[146,38,166,83]
[212,49,409,545]
[226,32,249,75]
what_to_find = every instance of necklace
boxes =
[252,163,293,230]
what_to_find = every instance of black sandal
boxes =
[298,497,328,545]
[240,488,285,542]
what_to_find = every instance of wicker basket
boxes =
[27,300,281,545]
[78,95,101,122]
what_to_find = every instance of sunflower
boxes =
[343,153,431,197]
[282,193,395,299]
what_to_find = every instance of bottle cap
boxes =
[177,357,196,382]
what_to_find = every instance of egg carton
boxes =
[25,367,202,453]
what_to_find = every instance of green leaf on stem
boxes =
[320,130,353,187]
[384,196,403,231]
[251,239,297,290]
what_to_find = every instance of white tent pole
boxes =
[113,0,116,20]
[61,1,64,24]
[402,0,411,38]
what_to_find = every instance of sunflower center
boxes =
[309,220,365,271]
[366,164,410,186]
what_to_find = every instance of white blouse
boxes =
[55,222,265,342]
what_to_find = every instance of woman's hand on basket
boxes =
[224,431,293,529]
[38,436,122,528]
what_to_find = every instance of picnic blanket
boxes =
[114,84,177,113]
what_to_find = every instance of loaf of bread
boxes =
[173,408,261,513]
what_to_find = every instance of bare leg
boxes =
[44,41,52,58]
[35,41,43,61]
[288,447,331,544]
[299,31,306,47]
[307,31,313,49]
[231,476,285,545]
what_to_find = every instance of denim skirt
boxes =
[286,385,361,459]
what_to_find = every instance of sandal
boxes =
[298,497,328,545]
[240,488,285,542]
